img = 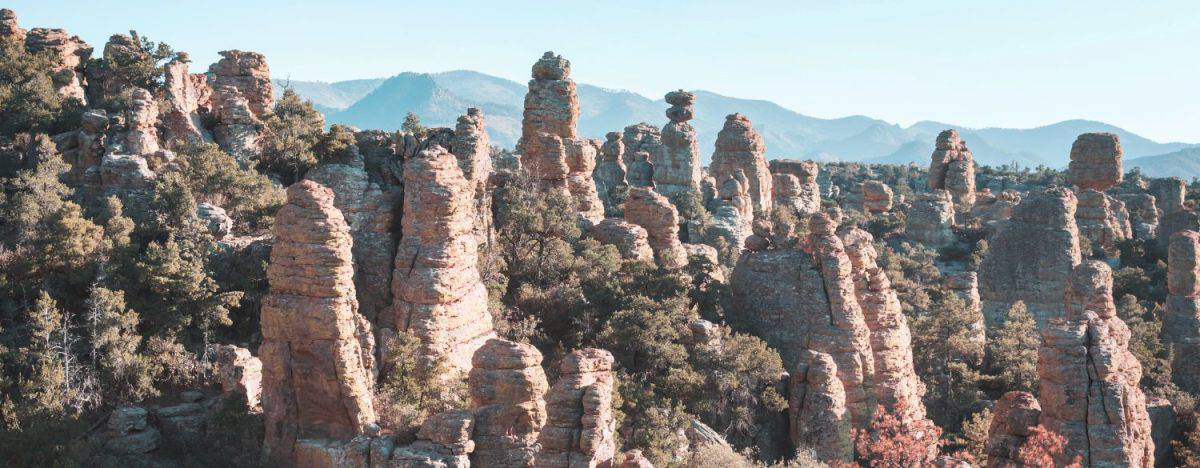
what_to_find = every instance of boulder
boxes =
[1067,132,1123,191]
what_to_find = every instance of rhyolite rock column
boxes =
[906,190,956,247]
[624,187,688,269]
[469,339,548,467]
[656,90,703,198]
[536,348,618,468]
[711,113,772,216]
[1165,230,1200,393]
[929,130,976,206]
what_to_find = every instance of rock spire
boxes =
[928,130,976,206]
[711,113,772,216]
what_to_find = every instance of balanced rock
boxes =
[386,146,495,374]
[209,50,273,119]
[591,218,654,262]
[536,348,617,468]
[1037,261,1154,467]
[469,339,548,467]
[928,130,976,206]
[979,187,1081,328]
[655,90,702,197]
[861,180,894,214]
[1165,230,1200,393]
[624,187,688,269]
[711,113,772,215]
[985,391,1042,468]
[1067,132,1123,191]
[259,180,377,464]
[906,190,956,247]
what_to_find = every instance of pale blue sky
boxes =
[8,0,1199,142]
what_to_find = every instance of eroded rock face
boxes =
[210,344,262,410]
[928,130,976,206]
[469,339,548,467]
[1150,177,1186,217]
[386,146,495,374]
[842,228,929,425]
[979,187,1081,328]
[1165,230,1200,393]
[970,189,1021,229]
[1076,189,1132,257]
[594,132,628,213]
[621,123,663,169]
[125,88,160,155]
[450,107,495,248]
[789,350,852,463]
[591,218,654,262]
[209,50,273,119]
[861,180,894,214]
[770,159,821,216]
[1,9,25,44]
[711,113,772,216]
[1067,132,1123,191]
[24,27,91,103]
[656,90,702,198]
[706,171,753,254]
[1037,261,1154,467]
[1160,209,1200,254]
[536,348,617,468]
[211,85,262,161]
[985,391,1042,468]
[259,180,377,464]
[161,55,213,149]
[517,53,605,228]
[1118,193,1158,240]
[625,187,688,269]
[390,410,476,467]
[906,190,956,247]
[947,272,986,366]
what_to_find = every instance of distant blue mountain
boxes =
[273,72,1195,167]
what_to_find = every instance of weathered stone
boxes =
[386,146,495,374]
[389,410,475,467]
[1147,397,1176,467]
[594,132,628,213]
[209,344,262,410]
[1037,261,1154,467]
[123,87,159,155]
[0,9,25,44]
[1076,189,1131,258]
[260,180,377,464]
[705,170,753,253]
[1118,193,1159,240]
[1150,177,1186,217]
[1067,132,1123,191]
[197,202,233,240]
[861,180,894,214]
[155,401,207,448]
[928,130,976,206]
[23,27,91,103]
[1165,230,1200,393]
[656,90,702,198]
[624,187,688,269]
[947,272,986,366]
[842,228,929,425]
[518,51,577,156]
[591,218,654,262]
[535,348,617,468]
[906,190,956,247]
[970,189,1022,229]
[621,123,663,169]
[711,113,772,216]
[209,50,273,119]
[451,108,495,248]
[618,450,654,468]
[789,350,852,463]
[985,391,1042,468]
[104,406,160,455]
[1159,207,1200,254]
[469,339,548,467]
[100,153,155,190]
[161,55,213,149]
[87,34,145,104]
[211,85,262,161]
[769,159,821,216]
[979,187,1082,328]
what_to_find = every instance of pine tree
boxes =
[986,301,1039,393]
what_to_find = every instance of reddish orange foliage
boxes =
[852,403,942,467]
[1018,425,1081,467]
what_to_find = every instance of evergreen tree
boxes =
[259,89,325,183]
[986,301,1039,394]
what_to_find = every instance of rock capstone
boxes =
[655,90,702,198]
[1067,132,1123,191]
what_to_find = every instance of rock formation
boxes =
[626,151,654,189]
[1118,193,1158,240]
[591,218,654,262]
[789,350,852,463]
[928,130,976,206]
[861,180,893,214]
[211,85,263,161]
[1,9,25,44]
[621,123,663,169]
[24,27,92,103]
[947,272,986,366]
[517,52,605,227]
[1160,209,1200,254]
[469,339,549,467]
[1165,230,1200,393]
[706,171,753,253]
[711,113,772,216]
[161,55,212,149]
[624,187,688,269]
[259,180,377,464]
[210,344,262,410]
[979,187,1082,328]
[970,189,1021,229]
[618,450,654,468]
[985,391,1042,468]
[389,410,476,467]
[1037,261,1154,467]
[594,132,628,213]
[450,108,495,248]
[655,90,702,197]
[1076,189,1131,257]
[124,88,160,155]
[906,190,956,247]
[1067,133,1123,191]
[1150,177,1186,217]
[209,50,273,119]
[536,348,617,468]
[768,159,821,216]
[386,146,495,374]
[85,33,147,104]
[841,228,928,425]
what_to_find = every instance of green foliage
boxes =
[1115,294,1171,391]
[259,89,325,183]
[985,301,1039,395]
[910,292,985,432]
[688,330,787,450]
[174,143,284,232]
[88,31,176,107]
[402,111,426,136]
[315,123,360,164]
[0,41,82,138]
[376,330,467,435]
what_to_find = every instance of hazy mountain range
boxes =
[273,71,1198,172]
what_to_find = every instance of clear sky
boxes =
[9,0,1199,143]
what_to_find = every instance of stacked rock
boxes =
[656,90,703,198]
